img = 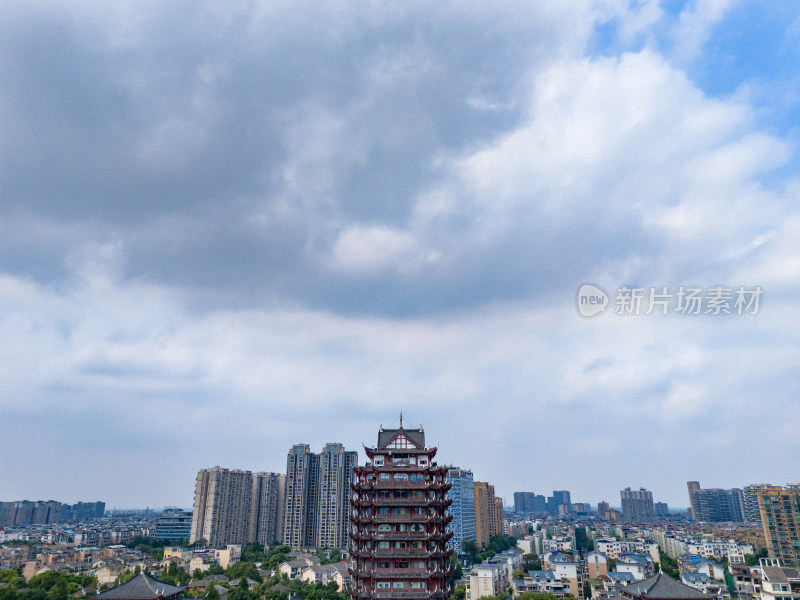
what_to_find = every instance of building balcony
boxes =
[368,514,435,524]
[350,548,449,560]
[349,569,454,580]
[349,589,448,600]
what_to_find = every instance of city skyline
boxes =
[2,2,800,511]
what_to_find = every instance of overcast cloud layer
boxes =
[2,0,799,510]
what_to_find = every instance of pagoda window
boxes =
[411,582,427,589]
[393,507,409,515]
[412,561,425,569]
[411,474,424,481]
[376,582,390,589]
[378,524,391,532]
[392,582,405,589]
[379,473,391,481]
[378,542,390,548]
[378,508,390,515]
[394,473,409,481]
[377,561,390,569]
[395,524,408,532]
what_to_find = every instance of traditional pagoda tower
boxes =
[349,418,454,600]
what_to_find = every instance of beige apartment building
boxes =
[474,481,503,549]
[758,486,800,566]
[190,466,285,548]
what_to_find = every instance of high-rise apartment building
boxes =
[349,422,453,600]
[514,492,533,514]
[514,492,546,514]
[445,467,476,554]
[316,442,358,549]
[0,500,68,526]
[744,484,772,524]
[283,444,320,548]
[687,481,700,520]
[250,472,286,546]
[758,486,800,566]
[473,482,503,548]
[493,498,504,534]
[547,490,572,515]
[282,442,358,549]
[598,501,610,518]
[620,488,655,522]
[691,487,745,523]
[190,467,253,546]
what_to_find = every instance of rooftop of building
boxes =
[620,573,715,600]
[89,573,185,600]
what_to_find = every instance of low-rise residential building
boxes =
[467,563,508,600]
[759,559,800,600]
[517,570,570,597]
[587,551,609,579]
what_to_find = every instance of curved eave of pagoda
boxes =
[356,460,446,473]
[364,446,438,461]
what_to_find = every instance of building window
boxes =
[376,582,390,589]
[393,582,405,589]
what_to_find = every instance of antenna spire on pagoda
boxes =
[399,411,403,428]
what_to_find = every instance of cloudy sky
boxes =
[2,0,799,512]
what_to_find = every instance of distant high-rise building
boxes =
[758,486,800,566]
[598,501,610,517]
[190,466,253,546]
[743,484,772,524]
[349,421,453,600]
[547,490,572,515]
[514,492,531,513]
[154,509,193,541]
[620,488,655,522]
[250,472,286,546]
[0,500,84,526]
[446,467,476,554]
[687,481,700,520]
[654,502,669,517]
[691,487,745,523]
[315,442,358,549]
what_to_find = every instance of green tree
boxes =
[462,540,479,563]
[452,584,466,600]
[660,555,679,579]
[206,586,220,600]
[226,562,261,583]
[523,554,541,572]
